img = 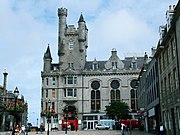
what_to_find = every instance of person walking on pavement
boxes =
[121,123,126,135]
[158,122,167,135]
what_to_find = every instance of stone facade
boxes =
[40,7,145,131]
[136,2,180,135]
[155,3,180,135]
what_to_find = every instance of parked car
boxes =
[95,124,110,130]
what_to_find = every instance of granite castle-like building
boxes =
[40,7,146,131]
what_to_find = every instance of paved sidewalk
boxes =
[26,129,154,135]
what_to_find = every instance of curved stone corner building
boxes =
[40,7,145,131]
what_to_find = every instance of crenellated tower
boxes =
[58,7,68,57]
[57,8,88,70]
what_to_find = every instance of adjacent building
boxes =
[137,2,180,135]
[137,48,161,133]
[40,7,145,131]
[0,72,28,131]
[155,3,180,135]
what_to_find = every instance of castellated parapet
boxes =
[58,7,67,16]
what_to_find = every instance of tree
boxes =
[105,101,129,120]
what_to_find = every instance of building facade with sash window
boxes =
[40,7,145,131]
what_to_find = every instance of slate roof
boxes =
[84,57,145,70]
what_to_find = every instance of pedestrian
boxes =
[15,124,20,133]
[21,125,25,134]
[121,123,126,135]
[159,122,166,135]
[40,123,43,134]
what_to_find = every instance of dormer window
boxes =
[131,62,137,69]
[68,63,74,68]
[93,63,98,70]
[112,62,117,69]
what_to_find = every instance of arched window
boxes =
[130,89,137,110]
[116,90,120,101]
[111,90,120,102]
[131,89,135,98]
[91,90,101,111]
[91,81,101,111]
[130,79,138,88]
[111,90,115,102]
[110,80,120,102]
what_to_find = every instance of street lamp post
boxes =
[47,99,51,135]
[36,118,38,134]
[12,87,19,135]
[65,106,68,134]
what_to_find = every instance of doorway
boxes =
[87,121,94,130]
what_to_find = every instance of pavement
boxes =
[25,129,154,135]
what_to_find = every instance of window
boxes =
[111,80,120,89]
[74,77,77,84]
[162,51,165,69]
[167,46,170,64]
[176,107,180,129]
[41,101,43,111]
[46,102,48,110]
[64,89,66,97]
[112,62,117,69]
[52,89,55,99]
[68,63,74,68]
[131,89,135,98]
[116,90,120,101]
[69,41,74,50]
[168,73,172,92]
[159,57,162,73]
[68,77,73,84]
[46,78,49,85]
[131,62,137,69]
[64,88,77,97]
[111,90,115,101]
[131,100,135,109]
[52,102,55,110]
[68,88,73,96]
[130,79,138,88]
[91,90,101,110]
[91,81,100,89]
[65,76,77,84]
[52,77,56,85]
[46,89,48,98]
[111,89,120,102]
[173,68,177,89]
[171,38,176,59]
[93,63,98,70]
[74,88,77,97]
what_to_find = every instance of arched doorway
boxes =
[62,105,78,131]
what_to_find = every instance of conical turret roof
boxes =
[44,45,52,60]
[78,14,85,23]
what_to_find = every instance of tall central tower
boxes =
[57,8,88,70]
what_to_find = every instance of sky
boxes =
[0,0,178,126]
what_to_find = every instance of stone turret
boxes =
[58,8,68,56]
[43,45,52,72]
[78,14,87,52]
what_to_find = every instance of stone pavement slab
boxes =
[26,129,154,135]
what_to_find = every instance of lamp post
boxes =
[65,106,68,134]
[47,99,51,135]
[12,87,19,135]
[36,118,38,134]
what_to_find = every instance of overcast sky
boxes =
[0,0,178,126]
